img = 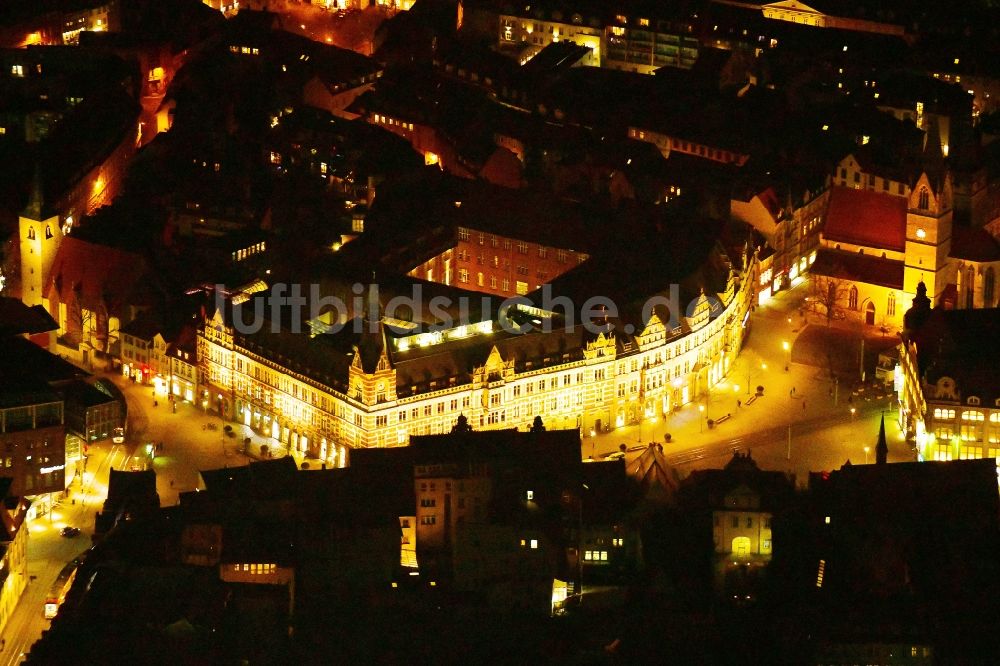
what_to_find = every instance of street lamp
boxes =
[699,404,706,433]
[850,407,857,421]
[782,340,791,371]
[217,394,225,456]
[863,445,870,464]
[747,360,767,396]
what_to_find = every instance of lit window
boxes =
[530,539,538,549]
[526,490,534,500]
[824,516,831,524]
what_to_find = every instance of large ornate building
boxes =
[199,215,755,464]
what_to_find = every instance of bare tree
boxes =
[808,276,851,326]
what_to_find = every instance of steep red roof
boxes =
[949,225,1000,262]
[824,186,907,252]
[46,237,155,313]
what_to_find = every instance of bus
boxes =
[113,426,125,444]
[44,559,80,619]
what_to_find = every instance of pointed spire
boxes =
[875,414,888,465]
[22,159,50,221]
[920,117,947,194]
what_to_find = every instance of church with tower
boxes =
[18,168,63,311]
[810,121,1000,330]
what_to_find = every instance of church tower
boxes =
[19,163,62,307]
[903,120,953,305]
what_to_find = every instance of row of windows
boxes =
[934,408,1000,422]
[373,114,414,131]
[231,563,277,574]
[456,229,581,261]
[838,168,907,196]
[25,226,54,240]
[458,269,530,293]
[935,425,1000,443]
[232,242,265,262]
[930,444,1000,461]
[458,250,573,267]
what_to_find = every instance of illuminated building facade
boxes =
[498,9,602,68]
[604,12,699,74]
[627,126,750,167]
[897,299,1000,465]
[60,0,119,45]
[732,183,828,299]
[758,1,905,37]
[199,254,753,464]
[0,483,29,636]
[120,316,167,387]
[407,225,589,298]
[0,398,66,499]
[167,329,200,404]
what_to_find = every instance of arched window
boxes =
[966,266,975,307]
[887,292,896,317]
[985,267,995,307]
[849,285,858,310]
[45,226,52,239]
[26,226,35,240]
[918,188,930,210]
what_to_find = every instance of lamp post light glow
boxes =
[850,407,857,421]
[746,358,767,396]
[699,404,706,433]
[782,341,791,371]
[863,445,870,464]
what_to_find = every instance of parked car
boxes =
[60,526,81,538]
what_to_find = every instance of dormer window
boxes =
[27,227,35,240]
[45,226,52,239]
[967,396,980,406]
[918,188,930,211]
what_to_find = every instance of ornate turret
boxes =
[348,282,396,408]
[902,281,932,336]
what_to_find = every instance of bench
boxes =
[714,413,732,425]
[745,394,758,405]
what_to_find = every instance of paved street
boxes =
[274,0,389,55]
[0,439,135,664]
[586,279,909,482]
